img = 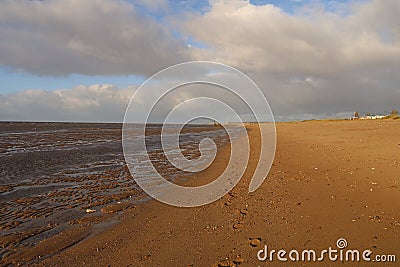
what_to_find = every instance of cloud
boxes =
[0,84,134,122]
[183,0,400,73]
[133,0,169,12]
[0,0,188,76]
[179,0,400,117]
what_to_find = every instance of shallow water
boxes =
[0,122,243,258]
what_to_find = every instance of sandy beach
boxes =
[2,119,399,266]
[1,0,399,266]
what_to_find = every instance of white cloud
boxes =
[178,0,400,117]
[182,0,400,74]
[0,85,134,122]
[0,0,188,76]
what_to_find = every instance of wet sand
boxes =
[0,123,231,266]
[2,120,400,266]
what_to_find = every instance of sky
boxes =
[0,0,399,122]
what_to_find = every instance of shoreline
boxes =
[2,120,400,266]
[0,123,233,266]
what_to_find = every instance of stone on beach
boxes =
[217,259,235,267]
[85,208,96,213]
[249,238,261,247]
[233,256,244,264]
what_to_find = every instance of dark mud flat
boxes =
[0,122,230,265]
[0,122,124,183]
[0,122,135,265]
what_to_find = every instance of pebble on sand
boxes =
[233,256,244,264]
[233,223,243,229]
[85,208,96,213]
[250,238,261,247]
[217,259,234,267]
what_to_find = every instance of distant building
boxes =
[359,115,385,120]
[350,111,360,120]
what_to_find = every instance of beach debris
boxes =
[224,201,231,206]
[239,209,248,215]
[141,254,151,261]
[250,238,261,247]
[233,223,243,229]
[217,259,234,267]
[85,208,96,213]
[370,215,381,223]
[233,256,244,264]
